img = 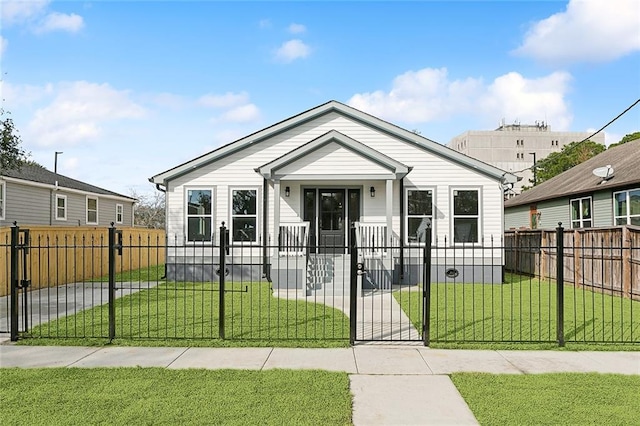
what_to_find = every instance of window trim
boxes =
[613,188,640,225]
[86,196,99,225]
[0,181,5,220]
[569,196,593,228]
[55,194,67,221]
[184,186,215,244]
[229,186,259,244]
[404,186,435,245]
[450,187,482,246]
[115,203,124,224]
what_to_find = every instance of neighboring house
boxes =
[448,122,604,196]
[0,163,135,227]
[150,100,517,286]
[504,138,640,230]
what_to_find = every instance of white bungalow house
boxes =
[150,101,517,290]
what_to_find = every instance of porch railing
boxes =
[278,222,310,256]
[355,222,388,257]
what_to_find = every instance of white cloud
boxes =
[1,0,84,34]
[1,0,49,24]
[348,67,573,131]
[218,104,260,123]
[288,23,306,34]
[274,39,311,63]
[0,36,7,57]
[514,0,640,65]
[28,81,146,147]
[34,12,84,34]
[0,81,54,106]
[479,71,573,130]
[199,91,249,108]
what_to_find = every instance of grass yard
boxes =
[0,368,352,426]
[451,372,640,425]
[21,281,351,347]
[394,273,640,349]
[90,263,166,282]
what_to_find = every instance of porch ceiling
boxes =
[255,130,411,181]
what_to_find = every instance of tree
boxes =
[129,188,165,229]
[608,131,640,149]
[526,140,605,188]
[1,109,28,171]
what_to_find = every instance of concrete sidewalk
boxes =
[1,342,638,425]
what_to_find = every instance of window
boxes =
[56,195,67,221]
[86,197,98,224]
[614,189,640,226]
[115,204,123,224]
[231,188,258,242]
[186,188,213,242]
[0,181,5,220]
[453,189,480,243]
[406,189,433,244]
[570,197,592,228]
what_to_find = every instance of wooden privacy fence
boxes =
[505,225,640,300]
[0,226,166,297]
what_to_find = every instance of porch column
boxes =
[273,180,281,248]
[386,179,393,255]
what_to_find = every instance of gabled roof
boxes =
[1,163,135,201]
[150,100,517,185]
[505,138,640,208]
[255,130,411,180]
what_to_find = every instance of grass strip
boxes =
[451,372,640,426]
[394,273,640,349]
[0,368,352,426]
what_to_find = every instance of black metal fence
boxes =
[3,223,639,346]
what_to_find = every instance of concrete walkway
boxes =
[1,341,638,425]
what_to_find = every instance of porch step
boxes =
[306,254,350,296]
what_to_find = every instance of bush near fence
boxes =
[505,225,640,300]
[0,226,166,297]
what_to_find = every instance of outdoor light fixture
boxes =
[370,186,376,197]
[285,186,290,197]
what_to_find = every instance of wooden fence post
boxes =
[622,226,631,299]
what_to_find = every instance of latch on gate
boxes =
[356,262,365,276]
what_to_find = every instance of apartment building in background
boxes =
[447,121,605,196]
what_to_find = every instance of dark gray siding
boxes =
[0,181,134,227]
[1,181,52,226]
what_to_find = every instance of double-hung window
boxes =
[452,189,480,244]
[614,188,640,225]
[570,196,592,228]
[115,204,124,224]
[231,188,258,242]
[186,188,213,242]
[56,194,67,221]
[406,188,433,244]
[86,196,98,224]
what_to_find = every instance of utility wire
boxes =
[509,98,640,174]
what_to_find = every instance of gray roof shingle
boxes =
[505,139,640,208]
[1,163,135,200]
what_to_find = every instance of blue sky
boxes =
[2,0,639,198]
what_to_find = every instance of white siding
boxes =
[165,112,505,247]
[277,142,391,176]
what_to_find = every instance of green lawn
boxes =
[0,368,352,426]
[22,281,350,347]
[90,263,166,282]
[451,372,640,425]
[394,273,640,349]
